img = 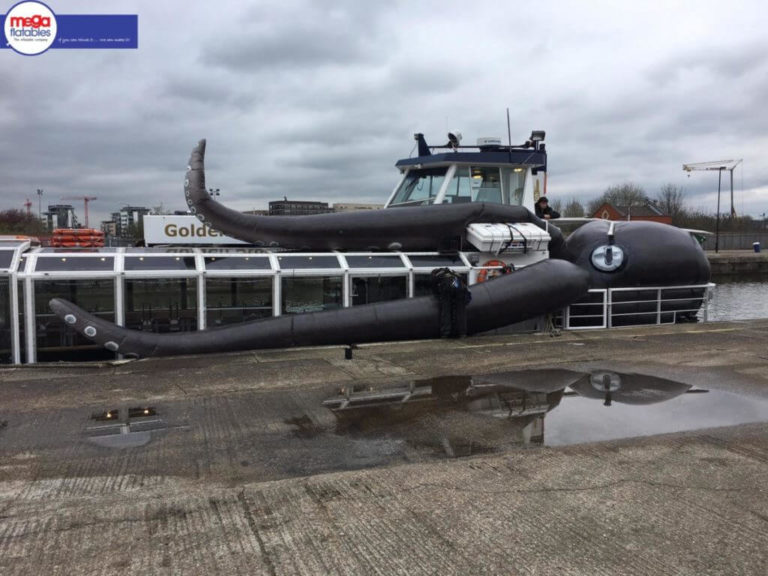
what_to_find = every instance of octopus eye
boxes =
[591,245,625,272]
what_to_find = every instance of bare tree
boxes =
[656,183,685,223]
[562,198,585,217]
[588,183,649,215]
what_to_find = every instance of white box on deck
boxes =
[465,222,550,253]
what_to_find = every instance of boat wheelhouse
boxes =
[385,132,547,210]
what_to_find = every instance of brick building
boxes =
[591,203,672,225]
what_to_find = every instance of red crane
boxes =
[61,196,98,228]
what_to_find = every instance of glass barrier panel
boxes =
[34,279,116,362]
[0,278,10,363]
[206,277,273,326]
[124,278,197,332]
[351,276,407,306]
[281,276,342,314]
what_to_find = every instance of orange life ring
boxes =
[476,259,513,283]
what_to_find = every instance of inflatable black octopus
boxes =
[48,140,710,358]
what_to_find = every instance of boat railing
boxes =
[561,283,715,330]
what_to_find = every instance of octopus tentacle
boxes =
[49,259,590,358]
[183,140,565,253]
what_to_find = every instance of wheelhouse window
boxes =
[503,167,527,205]
[441,166,526,205]
[438,166,499,204]
[390,168,447,206]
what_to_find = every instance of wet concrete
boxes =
[1,319,767,574]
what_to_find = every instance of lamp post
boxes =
[682,159,742,254]
[715,168,723,253]
[36,188,43,218]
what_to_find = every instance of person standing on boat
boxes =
[535,196,560,220]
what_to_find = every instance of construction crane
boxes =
[61,196,98,228]
[682,159,743,253]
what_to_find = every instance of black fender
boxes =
[564,220,711,288]
[49,259,589,358]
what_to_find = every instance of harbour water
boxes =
[706,279,768,321]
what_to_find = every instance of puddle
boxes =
[321,370,768,450]
[546,386,768,446]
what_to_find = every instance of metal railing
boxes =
[561,283,715,330]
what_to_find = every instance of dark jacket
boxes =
[535,203,560,219]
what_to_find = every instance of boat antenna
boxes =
[506,108,513,163]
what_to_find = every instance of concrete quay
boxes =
[1,319,767,575]
[707,249,768,277]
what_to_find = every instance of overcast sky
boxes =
[3,0,768,225]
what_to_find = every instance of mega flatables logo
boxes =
[4,1,57,55]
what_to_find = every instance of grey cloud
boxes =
[200,2,392,73]
[3,0,768,224]
[649,42,768,85]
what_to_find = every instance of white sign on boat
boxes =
[143,215,247,245]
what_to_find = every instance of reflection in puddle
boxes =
[569,371,693,406]
[321,370,768,452]
[322,370,582,455]
[86,405,168,449]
